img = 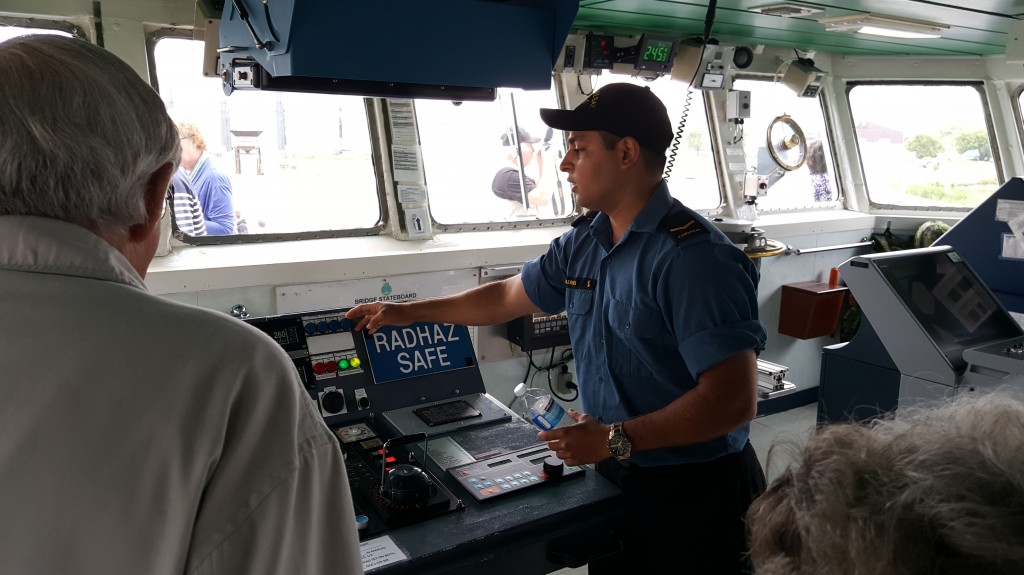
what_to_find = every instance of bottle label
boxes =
[530,399,565,430]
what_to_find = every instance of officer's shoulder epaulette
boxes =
[571,210,600,227]
[659,209,709,246]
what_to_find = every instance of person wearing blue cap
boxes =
[347,83,767,573]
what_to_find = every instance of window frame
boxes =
[0,15,88,42]
[146,28,391,245]
[1011,82,1024,171]
[728,72,844,213]
[845,80,1003,214]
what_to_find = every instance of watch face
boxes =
[609,426,631,457]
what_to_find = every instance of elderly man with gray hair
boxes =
[748,392,1024,575]
[0,35,361,574]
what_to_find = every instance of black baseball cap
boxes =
[539,83,673,153]
[500,127,540,147]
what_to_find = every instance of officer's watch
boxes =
[608,422,632,461]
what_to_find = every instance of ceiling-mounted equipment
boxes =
[554,33,588,73]
[216,0,579,101]
[672,40,735,90]
[818,13,949,39]
[633,35,678,73]
[732,45,755,69]
[584,34,615,69]
[750,3,824,18]
[781,58,827,98]
[766,114,808,171]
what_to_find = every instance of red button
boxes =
[312,362,326,375]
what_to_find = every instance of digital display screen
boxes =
[517,448,548,459]
[876,250,1023,370]
[488,458,513,468]
[635,35,676,72]
[642,39,672,62]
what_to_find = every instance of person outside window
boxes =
[807,140,834,202]
[177,120,237,234]
[168,169,207,236]
[491,127,553,218]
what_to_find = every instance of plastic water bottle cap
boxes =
[513,383,528,397]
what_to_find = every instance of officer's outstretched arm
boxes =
[346,274,540,333]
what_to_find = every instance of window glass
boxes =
[417,86,573,225]
[0,25,72,43]
[732,78,837,210]
[153,37,380,236]
[849,84,998,208]
[592,74,721,211]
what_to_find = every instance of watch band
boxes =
[608,421,632,461]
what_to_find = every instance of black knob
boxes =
[542,455,564,478]
[358,395,370,409]
[321,390,345,414]
[384,464,432,504]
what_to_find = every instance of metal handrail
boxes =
[785,238,873,256]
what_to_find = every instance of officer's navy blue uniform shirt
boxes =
[522,180,767,467]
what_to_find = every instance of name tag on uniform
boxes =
[565,277,597,290]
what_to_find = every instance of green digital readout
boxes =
[642,40,672,63]
[635,35,676,72]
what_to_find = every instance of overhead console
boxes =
[244,306,622,574]
[215,0,579,100]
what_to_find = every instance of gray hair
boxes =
[748,392,1024,575]
[0,35,180,229]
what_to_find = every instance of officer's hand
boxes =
[537,409,611,467]
[345,303,414,334]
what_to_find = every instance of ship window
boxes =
[416,85,575,225]
[152,36,381,241]
[732,78,839,211]
[0,22,76,43]
[848,83,999,210]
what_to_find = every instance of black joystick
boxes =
[383,464,433,504]
[543,455,564,478]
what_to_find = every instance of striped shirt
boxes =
[170,169,207,236]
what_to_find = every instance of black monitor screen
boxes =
[875,249,1023,371]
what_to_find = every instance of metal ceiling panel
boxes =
[572,0,1024,56]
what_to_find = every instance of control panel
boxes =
[449,444,585,501]
[245,307,487,428]
[963,335,1024,377]
[506,311,570,351]
[244,306,621,574]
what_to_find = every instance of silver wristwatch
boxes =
[608,421,632,461]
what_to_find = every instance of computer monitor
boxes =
[844,246,1023,378]
[873,248,1022,370]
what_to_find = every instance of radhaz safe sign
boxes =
[365,322,476,384]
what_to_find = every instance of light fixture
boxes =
[819,14,949,39]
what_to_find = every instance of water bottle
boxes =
[513,383,566,431]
